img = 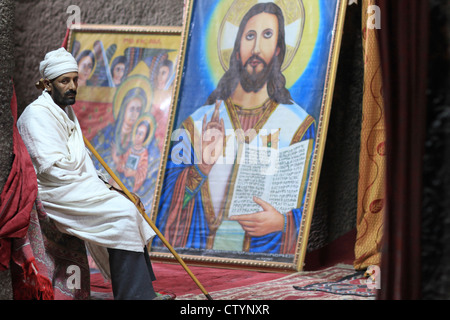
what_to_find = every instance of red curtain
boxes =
[0,86,38,270]
[377,0,429,299]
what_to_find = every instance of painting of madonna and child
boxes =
[67,26,181,214]
[150,0,346,271]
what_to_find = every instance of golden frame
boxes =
[67,24,182,221]
[149,0,347,272]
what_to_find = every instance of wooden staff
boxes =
[83,136,212,300]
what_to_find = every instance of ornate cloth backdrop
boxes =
[353,0,385,270]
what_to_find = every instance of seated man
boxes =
[17,47,164,300]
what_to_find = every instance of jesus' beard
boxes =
[239,54,275,93]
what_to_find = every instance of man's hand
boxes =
[229,196,284,237]
[110,184,145,212]
[131,192,145,212]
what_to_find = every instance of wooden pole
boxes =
[83,135,212,300]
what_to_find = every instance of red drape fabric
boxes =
[377,0,429,300]
[0,85,38,270]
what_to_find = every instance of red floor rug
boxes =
[90,262,287,300]
[177,264,375,300]
[90,263,375,300]
[90,229,360,300]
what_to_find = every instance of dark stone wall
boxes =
[421,0,450,300]
[0,0,14,195]
[307,3,363,251]
[0,0,15,301]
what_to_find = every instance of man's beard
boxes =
[239,55,274,93]
[52,88,77,107]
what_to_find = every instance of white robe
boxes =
[17,91,156,279]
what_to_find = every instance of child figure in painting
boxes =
[112,116,154,193]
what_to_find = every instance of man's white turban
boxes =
[39,48,78,80]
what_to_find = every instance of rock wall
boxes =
[0,0,15,301]
[0,0,14,194]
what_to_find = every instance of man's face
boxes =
[237,12,280,93]
[47,72,78,107]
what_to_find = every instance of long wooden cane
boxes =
[83,136,213,300]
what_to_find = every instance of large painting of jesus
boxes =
[150,0,346,271]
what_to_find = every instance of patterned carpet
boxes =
[90,263,376,300]
[177,264,376,300]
